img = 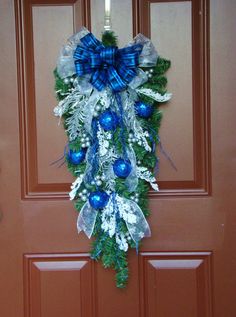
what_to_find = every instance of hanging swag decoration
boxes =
[53,27,171,287]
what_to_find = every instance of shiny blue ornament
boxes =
[67,148,86,165]
[113,158,132,178]
[99,110,119,131]
[135,101,153,118]
[89,190,109,209]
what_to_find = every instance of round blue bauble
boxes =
[89,190,109,209]
[135,101,153,118]
[99,110,119,131]
[67,148,86,165]
[113,158,132,178]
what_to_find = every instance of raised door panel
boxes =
[139,252,213,317]
[16,0,90,199]
[139,0,211,196]
[24,254,96,317]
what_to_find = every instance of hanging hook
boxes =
[104,0,111,31]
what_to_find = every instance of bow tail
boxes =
[90,69,107,91]
[107,66,127,92]
[77,202,98,238]
[122,198,151,243]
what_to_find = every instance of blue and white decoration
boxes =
[54,27,171,287]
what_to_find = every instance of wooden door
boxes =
[0,0,236,316]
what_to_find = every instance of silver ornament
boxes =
[73,77,79,87]
[96,180,102,186]
[81,195,87,201]
[95,105,101,111]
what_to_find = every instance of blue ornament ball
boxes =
[135,101,153,118]
[67,148,86,165]
[113,158,132,178]
[99,110,119,131]
[89,190,109,209]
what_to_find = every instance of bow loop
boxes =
[100,46,117,66]
[91,69,108,91]
[80,32,103,50]
[118,44,143,68]
[107,66,127,92]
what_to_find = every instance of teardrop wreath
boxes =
[53,28,171,288]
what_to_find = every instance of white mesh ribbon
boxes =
[128,68,148,89]
[77,194,151,245]
[57,27,90,78]
[129,33,158,67]
[77,202,98,238]
[125,147,138,192]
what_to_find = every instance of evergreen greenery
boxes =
[102,30,118,47]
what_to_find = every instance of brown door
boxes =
[1,0,236,316]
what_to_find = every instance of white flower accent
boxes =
[54,86,91,119]
[97,123,112,156]
[65,106,84,141]
[116,195,137,224]
[115,233,129,252]
[136,87,172,102]
[101,198,116,237]
[133,123,152,152]
[99,88,113,109]
[136,166,159,191]
[69,174,84,200]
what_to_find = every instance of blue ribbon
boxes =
[74,32,143,92]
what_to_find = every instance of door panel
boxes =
[139,252,213,317]
[24,254,95,317]
[0,0,236,317]
[150,1,194,182]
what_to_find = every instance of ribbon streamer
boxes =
[77,202,98,238]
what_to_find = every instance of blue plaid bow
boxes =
[73,32,143,92]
